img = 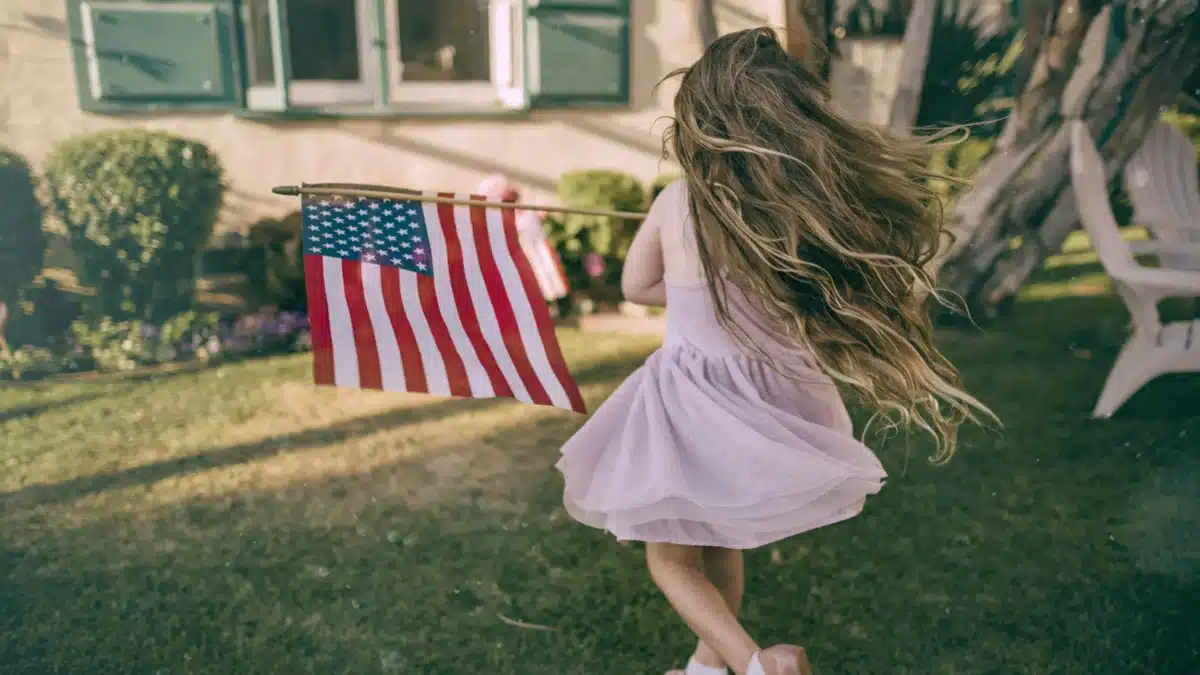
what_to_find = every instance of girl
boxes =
[555,28,993,675]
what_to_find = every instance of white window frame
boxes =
[245,0,525,112]
[246,0,379,110]
[383,0,525,109]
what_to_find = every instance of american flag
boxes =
[515,210,570,301]
[301,192,586,414]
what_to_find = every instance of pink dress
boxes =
[555,193,887,550]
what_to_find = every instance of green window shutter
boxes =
[524,0,631,108]
[67,0,243,113]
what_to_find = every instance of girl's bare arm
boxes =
[620,194,670,307]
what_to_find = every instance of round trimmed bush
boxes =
[0,147,46,308]
[556,169,645,260]
[43,129,224,321]
[248,210,307,311]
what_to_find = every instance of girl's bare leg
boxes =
[647,542,759,675]
[691,547,746,669]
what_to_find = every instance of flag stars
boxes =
[301,196,433,276]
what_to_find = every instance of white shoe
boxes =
[747,645,811,675]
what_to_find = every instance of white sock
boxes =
[746,652,766,675]
[686,656,729,675]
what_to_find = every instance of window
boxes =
[243,0,378,108]
[66,0,631,116]
[382,0,524,108]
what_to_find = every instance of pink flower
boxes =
[583,252,606,278]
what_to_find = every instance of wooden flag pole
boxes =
[272,182,649,220]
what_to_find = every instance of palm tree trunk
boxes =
[937,4,1200,320]
[696,0,718,47]
[889,0,937,132]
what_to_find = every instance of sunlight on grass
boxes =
[1021,272,1113,299]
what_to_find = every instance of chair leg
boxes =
[1092,339,1161,419]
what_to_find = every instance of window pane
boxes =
[242,0,363,85]
[397,0,490,82]
[242,0,275,86]
[288,0,361,81]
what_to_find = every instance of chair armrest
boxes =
[1129,240,1200,257]
[1117,265,1200,296]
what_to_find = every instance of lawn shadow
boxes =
[0,392,104,424]
[0,345,655,511]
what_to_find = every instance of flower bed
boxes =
[1,308,311,382]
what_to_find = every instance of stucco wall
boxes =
[0,0,786,232]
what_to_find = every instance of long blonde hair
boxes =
[666,28,996,462]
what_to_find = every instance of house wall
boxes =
[0,0,787,233]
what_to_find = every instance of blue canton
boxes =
[301,195,434,276]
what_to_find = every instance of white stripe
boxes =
[450,204,533,402]
[535,242,567,300]
[485,207,573,410]
[396,273,451,396]
[322,256,359,388]
[516,213,555,299]
[536,242,568,299]
[360,262,406,391]
[421,201,494,397]
[523,241,554,300]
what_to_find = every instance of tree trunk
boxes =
[0,300,10,357]
[696,0,719,48]
[889,0,937,132]
[936,4,1200,321]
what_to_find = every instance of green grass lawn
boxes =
[3,249,1199,675]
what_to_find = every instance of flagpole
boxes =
[272,183,648,220]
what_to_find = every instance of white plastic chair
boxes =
[1123,121,1200,270]
[1068,120,1200,418]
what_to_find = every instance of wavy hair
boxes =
[665,27,996,462]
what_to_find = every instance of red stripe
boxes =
[469,201,551,406]
[303,254,335,386]
[341,260,383,390]
[417,272,472,397]
[499,208,587,414]
[379,265,427,394]
[436,196,512,398]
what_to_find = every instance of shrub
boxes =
[551,170,646,295]
[4,278,82,348]
[43,129,224,322]
[0,346,66,381]
[247,211,307,311]
[69,311,223,372]
[0,147,46,309]
[65,307,308,374]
